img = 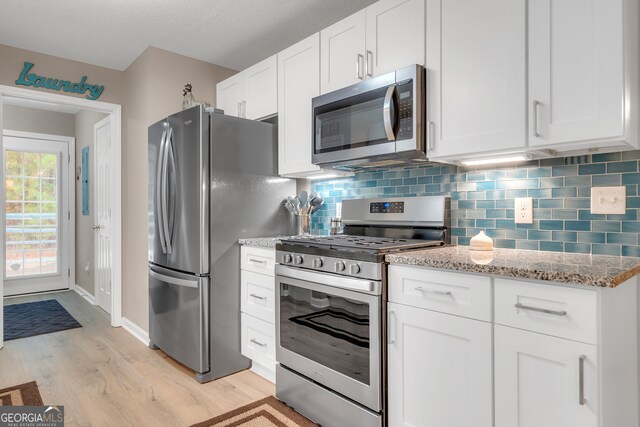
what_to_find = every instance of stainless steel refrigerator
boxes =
[148,106,295,383]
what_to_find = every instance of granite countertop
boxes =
[386,245,640,288]
[238,236,300,248]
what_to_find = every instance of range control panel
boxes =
[370,201,405,214]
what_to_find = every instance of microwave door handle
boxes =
[156,129,167,254]
[383,85,397,141]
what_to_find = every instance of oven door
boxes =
[276,266,381,411]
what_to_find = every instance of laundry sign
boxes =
[15,62,105,100]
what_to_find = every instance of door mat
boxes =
[190,396,318,427]
[0,381,44,406]
[3,299,82,341]
[289,308,369,347]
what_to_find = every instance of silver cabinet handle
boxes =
[237,102,242,117]
[250,338,267,347]
[515,303,567,316]
[415,286,452,297]
[357,53,365,80]
[249,293,267,300]
[427,121,435,150]
[383,85,397,141]
[533,100,542,137]
[388,310,396,345]
[365,50,373,77]
[579,355,586,405]
[249,258,267,265]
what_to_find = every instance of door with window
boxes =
[4,134,71,295]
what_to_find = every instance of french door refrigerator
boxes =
[148,105,295,383]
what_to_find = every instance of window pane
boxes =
[23,152,40,177]
[23,250,41,275]
[41,179,56,201]
[41,153,57,178]
[24,177,40,201]
[5,177,23,201]
[5,151,22,175]
[6,250,24,277]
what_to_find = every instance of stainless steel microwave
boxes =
[311,64,427,170]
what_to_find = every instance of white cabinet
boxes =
[216,55,277,120]
[277,33,322,177]
[426,0,526,160]
[216,72,244,118]
[494,325,598,427]
[320,0,425,94]
[528,0,629,147]
[387,302,493,427]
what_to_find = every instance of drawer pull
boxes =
[249,258,267,265]
[249,293,267,301]
[515,303,566,317]
[579,354,586,405]
[415,286,452,297]
[250,338,267,347]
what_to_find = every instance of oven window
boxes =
[314,86,394,154]
[279,282,371,385]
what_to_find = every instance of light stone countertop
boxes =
[238,236,300,248]
[386,245,640,288]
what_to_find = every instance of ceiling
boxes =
[0,0,376,71]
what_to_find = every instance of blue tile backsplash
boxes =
[310,151,640,256]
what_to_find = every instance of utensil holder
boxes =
[296,214,311,235]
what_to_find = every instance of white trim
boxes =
[121,317,150,347]
[250,363,275,383]
[73,283,96,305]
[0,85,123,347]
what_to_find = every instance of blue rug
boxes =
[4,299,82,341]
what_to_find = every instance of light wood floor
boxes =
[0,291,274,426]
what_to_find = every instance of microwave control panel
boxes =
[396,79,413,141]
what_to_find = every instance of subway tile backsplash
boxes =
[310,151,640,256]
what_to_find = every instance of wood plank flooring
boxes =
[0,291,274,426]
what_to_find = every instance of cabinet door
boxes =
[387,302,492,427]
[529,0,624,146]
[426,0,526,159]
[244,55,278,120]
[365,0,425,78]
[216,72,244,117]
[320,11,366,94]
[495,325,598,427]
[277,33,321,176]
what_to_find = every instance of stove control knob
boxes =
[335,261,346,272]
[283,254,293,264]
[313,258,323,268]
[295,255,304,265]
[349,264,361,275]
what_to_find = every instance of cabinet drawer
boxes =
[494,279,597,344]
[241,270,275,324]
[241,246,275,276]
[241,313,276,371]
[388,265,492,321]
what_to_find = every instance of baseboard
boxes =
[121,317,150,347]
[250,362,275,383]
[73,284,96,305]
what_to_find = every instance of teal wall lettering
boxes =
[15,62,105,100]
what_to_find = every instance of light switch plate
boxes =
[591,186,626,214]
[514,197,533,224]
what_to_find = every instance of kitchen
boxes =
[1,0,640,426]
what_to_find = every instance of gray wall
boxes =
[3,104,75,137]
[74,110,108,295]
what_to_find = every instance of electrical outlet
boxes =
[514,197,533,224]
[336,202,342,219]
[591,186,626,214]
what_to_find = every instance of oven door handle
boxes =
[275,265,381,295]
[383,84,397,141]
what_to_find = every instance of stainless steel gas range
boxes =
[274,196,448,427]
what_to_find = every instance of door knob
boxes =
[92,225,101,230]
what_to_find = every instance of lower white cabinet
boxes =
[387,302,493,427]
[241,313,276,382]
[494,325,598,427]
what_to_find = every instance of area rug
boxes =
[0,381,44,406]
[3,299,82,341]
[190,396,317,427]
[289,308,369,347]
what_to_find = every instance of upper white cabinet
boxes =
[320,0,425,94]
[426,0,526,160]
[528,0,627,147]
[277,33,322,177]
[216,55,277,120]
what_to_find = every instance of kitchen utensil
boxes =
[299,191,308,211]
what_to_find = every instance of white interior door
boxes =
[3,133,72,296]
[94,116,112,314]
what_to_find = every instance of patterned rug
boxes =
[4,299,82,341]
[190,396,317,427]
[0,381,44,406]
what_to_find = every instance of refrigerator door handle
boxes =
[149,268,199,288]
[167,129,177,253]
[156,129,168,254]
[161,127,173,255]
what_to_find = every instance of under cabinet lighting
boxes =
[461,155,529,166]
[309,174,341,180]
